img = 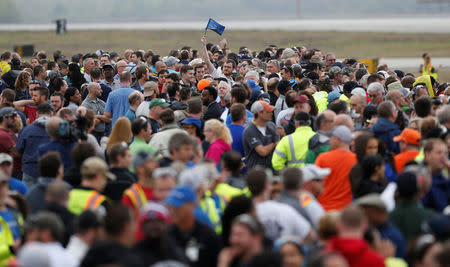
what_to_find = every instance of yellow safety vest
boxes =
[272,126,316,171]
[214,184,244,200]
[313,91,328,112]
[339,94,350,104]
[123,183,148,217]
[421,63,437,80]
[199,197,222,234]
[0,216,14,266]
[68,189,108,215]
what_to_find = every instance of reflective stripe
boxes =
[85,192,102,210]
[124,184,148,216]
[274,149,287,159]
[287,135,305,165]
[130,185,143,209]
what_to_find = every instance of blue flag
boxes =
[205,18,225,35]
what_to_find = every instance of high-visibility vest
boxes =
[123,183,148,217]
[313,91,328,113]
[0,216,14,266]
[199,197,222,234]
[68,189,108,215]
[272,126,316,171]
[339,94,350,104]
[421,63,437,80]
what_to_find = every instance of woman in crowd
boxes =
[105,117,133,156]
[354,154,385,198]
[204,119,232,164]
[64,87,82,115]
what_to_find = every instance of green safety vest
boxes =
[272,126,316,171]
[199,197,222,234]
[68,189,108,215]
[313,91,328,113]
[0,216,14,266]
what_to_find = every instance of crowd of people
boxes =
[0,34,449,267]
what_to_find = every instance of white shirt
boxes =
[66,235,89,262]
[19,242,79,267]
[276,107,295,126]
[136,100,150,117]
[256,200,311,241]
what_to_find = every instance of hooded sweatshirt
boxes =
[205,139,231,164]
[16,116,51,178]
[371,118,401,154]
[327,237,385,267]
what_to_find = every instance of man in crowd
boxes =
[104,71,136,126]
[81,82,109,139]
[316,125,356,211]
[243,100,279,170]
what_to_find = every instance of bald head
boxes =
[87,82,101,98]
[334,114,354,131]
[45,116,63,138]
[386,90,403,109]
[317,110,336,132]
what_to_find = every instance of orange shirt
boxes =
[316,149,357,211]
[394,151,420,173]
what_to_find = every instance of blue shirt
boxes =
[228,124,245,157]
[9,178,28,195]
[105,85,135,126]
[378,221,407,258]
[0,209,20,240]
[225,109,253,126]
[125,109,136,124]
[422,172,450,212]
[38,140,76,172]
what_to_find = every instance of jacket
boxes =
[327,237,385,267]
[16,116,51,178]
[148,124,186,157]
[305,131,331,164]
[205,139,231,164]
[203,102,223,121]
[422,172,450,212]
[371,118,401,154]
[272,126,315,171]
[0,216,14,266]
[26,177,62,215]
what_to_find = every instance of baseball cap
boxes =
[0,153,13,165]
[181,117,202,129]
[163,56,180,67]
[143,81,158,97]
[164,186,196,207]
[331,125,352,143]
[293,95,309,104]
[0,107,17,118]
[354,193,387,212]
[140,202,171,224]
[149,98,170,109]
[81,157,116,180]
[188,58,204,67]
[387,81,403,91]
[247,80,262,91]
[197,79,212,91]
[102,64,114,70]
[393,128,421,146]
[301,164,331,183]
[132,150,157,171]
[327,91,341,103]
[328,66,342,77]
[251,100,275,114]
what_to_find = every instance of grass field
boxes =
[2,30,450,58]
[2,29,450,81]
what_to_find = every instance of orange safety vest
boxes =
[123,184,148,216]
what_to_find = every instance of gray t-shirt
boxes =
[81,97,106,132]
[243,121,279,170]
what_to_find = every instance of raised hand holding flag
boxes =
[205,18,225,35]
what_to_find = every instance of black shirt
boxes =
[168,220,222,267]
[203,102,224,121]
[150,118,161,134]
[243,121,279,170]
[133,237,188,266]
[81,240,145,267]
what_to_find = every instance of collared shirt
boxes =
[129,137,155,156]
[105,85,135,126]
[81,97,106,132]
[102,79,121,90]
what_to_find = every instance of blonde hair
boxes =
[14,71,31,90]
[106,117,133,153]
[204,119,232,144]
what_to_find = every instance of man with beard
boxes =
[102,64,120,90]
[133,202,188,266]
[201,36,235,86]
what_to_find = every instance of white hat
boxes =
[302,164,330,183]
[0,153,13,164]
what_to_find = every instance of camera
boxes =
[58,115,88,142]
